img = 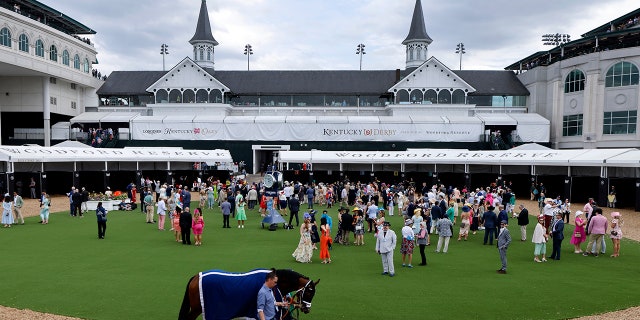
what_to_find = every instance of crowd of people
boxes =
[0,173,626,275]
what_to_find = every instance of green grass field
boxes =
[1,205,639,320]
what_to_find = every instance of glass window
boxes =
[83,58,89,73]
[35,40,44,57]
[73,54,80,69]
[196,89,208,103]
[209,89,222,103]
[452,89,466,104]
[603,110,637,134]
[410,90,423,103]
[0,28,11,47]
[155,89,168,103]
[18,34,28,52]
[564,69,585,93]
[424,89,437,104]
[438,90,451,104]
[169,89,182,103]
[62,50,69,66]
[605,62,639,87]
[562,114,583,136]
[183,89,195,103]
[395,90,409,104]
[49,45,57,61]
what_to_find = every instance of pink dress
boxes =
[192,217,204,235]
[570,217,586,245]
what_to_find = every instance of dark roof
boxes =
[402,0,432,45]
[189,0,218,45]
[98,69,529,97]
[454,71,529,96]
[212,70,399,95]
[0,0,96,34]
[96,71,165,95]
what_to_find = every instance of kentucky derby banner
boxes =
[131,120,484,142]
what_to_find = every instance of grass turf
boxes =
[1,206,639,320]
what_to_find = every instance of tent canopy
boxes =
[278,146,640,169]
[0,146,232,166]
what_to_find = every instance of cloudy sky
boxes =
[45,0,638,76]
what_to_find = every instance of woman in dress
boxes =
[199,189,206,209]
[236,198,247,228]
[192,208,205,246]
[40,193,50,224]
[2,195,13,227]
[292,213,314,263]
[172,209,181,242]
[320,217,332,264]
[610,211,623,257]
[206,186,215,209]
[532,215,548,262]
[570,210,586,253]
[411,208,423,236]
[353,210,365,246]
[458,205,471,241]
[397,192,406,217]
[400,219,414,267]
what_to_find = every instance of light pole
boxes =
[160,44,169,71]
[455,42,465,70]
[244,44,253,71]
[542,33,570,61]
[356,43,366,70]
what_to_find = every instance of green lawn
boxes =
[1,206,639,320]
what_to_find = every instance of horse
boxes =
[178,268,319,320]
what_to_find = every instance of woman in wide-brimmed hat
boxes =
[610,211,623,257]
[570,210,586,253]
[458,205,471,241]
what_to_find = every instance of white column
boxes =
[42,77,51,146]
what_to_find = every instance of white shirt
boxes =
[157,200,167,215]
[401,226,414,239]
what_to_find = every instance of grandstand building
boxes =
[74,0,549,174]
[0,0,102,146]
[506,8,640,150]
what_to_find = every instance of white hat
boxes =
[574,210,583,217]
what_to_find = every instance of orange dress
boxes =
[320,226,331,260]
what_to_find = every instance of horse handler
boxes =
[375,221,397,277]
[257,269,289,320]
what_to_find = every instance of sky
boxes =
[44,0,639,76]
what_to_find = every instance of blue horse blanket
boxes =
[200,269,274,320]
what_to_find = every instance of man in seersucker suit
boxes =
[376,221,397,277]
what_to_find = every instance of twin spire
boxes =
[189,0,218,69]
[189,0,430,70]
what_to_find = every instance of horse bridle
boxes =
[294,280,313,310]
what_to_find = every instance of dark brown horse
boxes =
[178,269,319,320]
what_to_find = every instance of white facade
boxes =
[516,47,640,149]
[0,7,103,145]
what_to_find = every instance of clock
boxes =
[263,174,275,188]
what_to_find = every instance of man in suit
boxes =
[517,204,529,241]
[497,220,511,274]
[375,221,397,277]
[482,206,498,245]
[178,206,192,245]
[549,211,565,260]
[288,196,300,227]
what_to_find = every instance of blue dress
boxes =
[2,201,14,225]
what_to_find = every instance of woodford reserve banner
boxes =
[131,121,484,142]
